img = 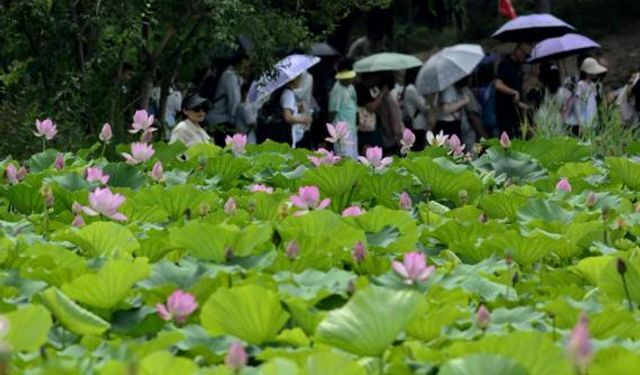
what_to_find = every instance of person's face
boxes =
[288,75,302,89]
[184,106,206,123]
[514,44,532,64]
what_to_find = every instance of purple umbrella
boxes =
[248,54,320,103]
[527,33,600,64]
[492,13,575,43]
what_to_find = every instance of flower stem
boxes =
[620,273,634,312]
[42,138,46,153]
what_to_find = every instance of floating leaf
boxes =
[5,304,52,352]
[40,287,110,336]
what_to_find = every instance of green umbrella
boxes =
[354,53,422,73]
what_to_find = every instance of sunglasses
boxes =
[188,105,206,113]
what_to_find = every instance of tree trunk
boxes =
[534,0,551,13]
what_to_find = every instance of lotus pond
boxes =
[2,131,640,375]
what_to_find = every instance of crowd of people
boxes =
[147,32,640,158]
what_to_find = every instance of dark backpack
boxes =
[256,93,291,144]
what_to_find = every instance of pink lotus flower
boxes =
[72,214,85,228]
[326,122,353,146]
[567,312,592,374]
[156,290,198,324]
[249,184,273,194]
[34,118,58,140]
[426,130,449,147]
[99,123,113,143]
[289,186,331,214]
[54,153,65,170]
[476,304,491,329]
[286,241,300,260]
[122,142,155,164]
[225,133,247,155]
[16,166,28,181]
[308,148,341,167]
[130,109,156,134]
[399,192,412,210]
[4,164,19,184]
[556,177,572,193]
[81,187,127,221]
[358,146,392,171]
[400,129,416,155]
[392,251,435,285]
[352,241,366,263]
[499,132,511,149]
[448,134,465,157]
[85,167,110,185]
[5,165,27,184]
[225,341,248,370]
[224,197,237,215]
[342,206,365,217]
[150,161,164,182]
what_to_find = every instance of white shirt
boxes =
[438,86,463,122]
[402,84,429,130]
[170,119,210,147]
[208,66,243,125]
[574,80,598,128]
[293,72,315,113]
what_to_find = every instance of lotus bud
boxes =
[54,153,65,170]
[72,214,85,228]
[352,241,366,263]
[225,342,248,370]
[99,123,113,143]
[41,186,54,209]
[71,201,83,215]
[347,279,356,295]
[555,177,572,193]
[499,132,511,149]
[199,203,212,218]
[567,313,592,374]
[586,191,596,208]
[224,198,236,216]
[286,241,300,260]
[458,189,469,205]
[617,258,627,276]
[476,304,491,329]
[16,166,28,181]
[150,161,164,182]
[398,192,412,210]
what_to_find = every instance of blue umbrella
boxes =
[492,13,575,42]
[527,33,600,64]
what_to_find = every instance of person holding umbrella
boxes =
[494,43,533,138]
[249,54,319,146]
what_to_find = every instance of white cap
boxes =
[581,57,607,75]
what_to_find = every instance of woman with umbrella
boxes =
[249,55,319,145]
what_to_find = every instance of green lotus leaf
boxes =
[406,304,466,341]
[446,331,572,375]
[260,358,300,375]
[354,171,411,209]
[201,284,289,344]
[315,286,424,356]
[512,137,590,171]
[300,161,366,210]
[607,157,640,190]
[348,206,418,253]
[517,199,575,226]
[1,183,44,214]
[28,149,60,172]
[278,210,364,271]
[473,148,547,183]
[54,221,140,258]
[40,287,110,335]
[5,304,52,352]
[136,229,176,262]
[598,256,640,306]
[185,142,222,160]
[439,354,529,375]
[50,172,91,191]
[169,221,236,262]
[132,184,218,221]
[275,268,354,301]
[139,351,198,375]
[479,190,530,221]
[403,156,483,205]
[205,153,251,188]
[18,243,88,287]
[591,348,640,375]
[103,162,147,190]
[304,351,367,375]
[62,258,150,309]
[480,230,562,266]
[132,331,185,358]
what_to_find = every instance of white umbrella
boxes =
[416,44,485,95]
[354,53,422,73]
[248,54,320,103]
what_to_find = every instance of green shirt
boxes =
[329,82,357,131]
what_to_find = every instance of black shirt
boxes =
[496,56,524,111]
